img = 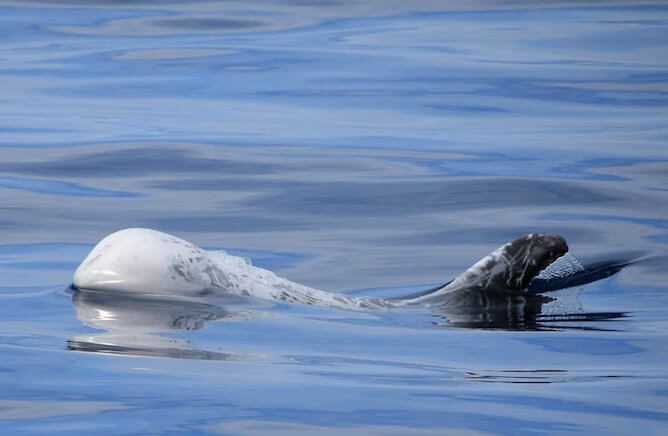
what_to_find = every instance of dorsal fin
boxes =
[403,234,568,304]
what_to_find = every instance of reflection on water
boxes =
[67,336,257,361]
[71,288,249,332]
[431,291,628,331]
[68,288,265,360]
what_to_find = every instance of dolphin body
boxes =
[69,228,632,359]
[72,228,569,310]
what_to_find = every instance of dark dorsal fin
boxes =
[401,234,568,305]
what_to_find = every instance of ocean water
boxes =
[1,1,668,434]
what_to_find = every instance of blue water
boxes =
[2,1,668,433]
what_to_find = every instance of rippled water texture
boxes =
[1,1,668,434]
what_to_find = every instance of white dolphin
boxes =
[73,228,568,310]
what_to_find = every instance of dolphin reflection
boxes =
[430,288,627,330]
[67,288,266,360]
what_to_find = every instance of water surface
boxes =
[1,1,667,434]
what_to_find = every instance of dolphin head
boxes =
[73,228,214,295]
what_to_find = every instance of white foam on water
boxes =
[537,252,584,280]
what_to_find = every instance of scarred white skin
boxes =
[73,228,568,310]
[73,228,388,309]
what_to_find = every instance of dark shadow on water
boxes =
[150,18,264,31]
[0,147,277,178]
[246,178,618,216]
